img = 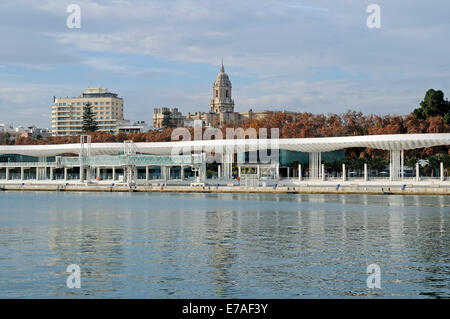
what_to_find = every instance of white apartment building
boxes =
[117,120,150,134]
[52,88,124,136]
[0,124,14,132]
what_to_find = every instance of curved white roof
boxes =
[0,133,448,157]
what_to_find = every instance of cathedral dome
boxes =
[210,60,235,114]
[214,62,232,87]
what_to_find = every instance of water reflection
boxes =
[204,210,238,297]
[0,191,448,298]
[47,209,126,297]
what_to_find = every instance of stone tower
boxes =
[210,60,235,114]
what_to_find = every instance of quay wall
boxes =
[1,183,449,195]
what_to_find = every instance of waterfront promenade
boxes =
[1,179,449,195]
[1,133,449,195]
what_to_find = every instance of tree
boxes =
[345,157,365,175]
[405,157,418,168]
[413,89,450,120]
[323,160,343,174]
[0,132,12,145]
[444,113,450,125]
[115,132,128,142]
[82,101,98,133]
[368,157,388,175]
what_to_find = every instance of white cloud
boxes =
[1,0,450,126]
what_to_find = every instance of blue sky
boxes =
[1,0,449,128]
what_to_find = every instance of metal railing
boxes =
[0,155,200,169]
[0,162,57,168]
[62,154,200,167]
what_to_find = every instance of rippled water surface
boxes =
[0,191,449,298]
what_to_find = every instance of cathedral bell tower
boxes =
[210,60,235,114]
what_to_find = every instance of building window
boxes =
[226,90,229,98]
[216,90,218,98]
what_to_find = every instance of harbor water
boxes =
[0,191,448,298]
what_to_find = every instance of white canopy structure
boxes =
[0,133,449,157]
[0,133,449,184]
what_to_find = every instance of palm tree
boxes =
[369,157,388,176]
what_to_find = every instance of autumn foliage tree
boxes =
[9,88,450,162]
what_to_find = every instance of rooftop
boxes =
[55,88,122,100]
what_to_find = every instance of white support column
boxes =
[222,151,233,180]
[401,150,404,180]
[112,167,116,181]
[50,167,54,181]
[440,162,444,182]
[146,166,149,181]
[96,167,100,179]
[38,158,46,181]
[298,164,302,181]
[364,163,368,182]
[389,151,392,181]
[389,162,393,182]
[21,167,24,181]
[321,164,325,181]
[221,154,226,180]
[276,163,280,180]
[221,154,225,179]
[202,153,207,182]
[238,166,241,178]
[318,152,322,179]
[162,166,167,181]
[64,168,68,181]
[218,165,221,180]
[5,168,10,181]
[257,165,260,179]
[342,163,346,182]
[309,152,321,180]
[415,162,420,182]
[390,150,401,181]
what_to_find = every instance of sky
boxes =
[0,0,449,128]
